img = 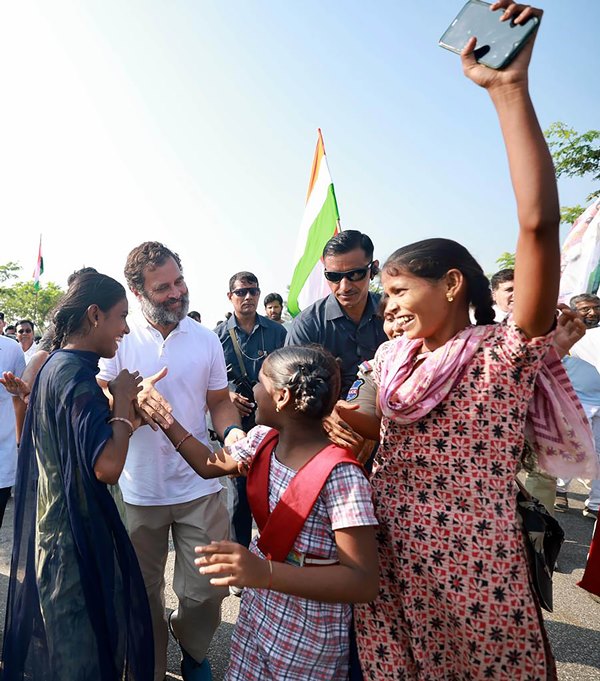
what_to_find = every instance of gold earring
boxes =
[447,295,454,303]
[94,321,98,328]
[275,406,280,413]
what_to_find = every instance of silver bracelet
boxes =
[108,416,134,437]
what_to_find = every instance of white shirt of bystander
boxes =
[0,336,26,488]
[569,326,600,374]
[23,342,38,364]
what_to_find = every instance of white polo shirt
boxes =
[98,313,228,506]
[570,326,600,373]
[0,336,26,488]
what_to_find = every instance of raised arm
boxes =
[462,2,560,338]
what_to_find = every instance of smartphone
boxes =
[439,0,539,70]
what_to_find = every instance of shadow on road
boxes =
[545,619,600,667]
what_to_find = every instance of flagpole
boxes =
[33,234,42,327]
[317,129,341,234]
[288,130,341,316]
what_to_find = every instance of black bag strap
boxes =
[514,475,565,612]
[228,328,248,378]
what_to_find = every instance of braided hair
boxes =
[51,272,126,351]
[383,238,495,325]
[262,346,341,419]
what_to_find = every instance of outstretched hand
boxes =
[0,372,31,403]
[133,366,174,431]
[335,400,360,418]
[554,305,587,357]
[323,408,364,455]
[461,2,542,89]
[195,541,270,588]
[229,391,255,417]
[108,369,143,403]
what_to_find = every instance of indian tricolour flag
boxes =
[287,129,340,317]
[559,198,600,303]
[33,235,44,291]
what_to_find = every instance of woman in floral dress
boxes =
[353,3,582,679]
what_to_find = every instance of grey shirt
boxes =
[285,293,387,398]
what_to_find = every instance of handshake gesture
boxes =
[108,366,174,432]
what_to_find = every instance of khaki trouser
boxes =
[524,470,557,517]
[126,491,229,681]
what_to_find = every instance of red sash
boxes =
[246,428,365,562]
[578,518,600,597]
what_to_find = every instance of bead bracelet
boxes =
[175,432,193,451]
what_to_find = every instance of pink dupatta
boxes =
[378,322,600,479]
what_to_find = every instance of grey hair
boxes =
[570,293,600,310]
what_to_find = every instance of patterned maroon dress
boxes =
[355,320,557,680]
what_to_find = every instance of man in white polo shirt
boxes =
[98,242,243,681]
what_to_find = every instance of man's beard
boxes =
[140,291,190,326]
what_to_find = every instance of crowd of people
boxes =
[0,316,39,360]
[0,3,599,680]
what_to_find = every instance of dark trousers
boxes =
[230,476,252,548]
[349,611,364,680]
[0,486,11,529]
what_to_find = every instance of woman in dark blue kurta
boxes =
[2,273,154,681]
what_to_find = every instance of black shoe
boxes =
[554,491,569,512]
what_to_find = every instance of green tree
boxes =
[0,263,64,331]
[0,261,21,284]
[544,122,600,224]
[495,252,515,271]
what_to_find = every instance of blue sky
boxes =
[1,1,598,326]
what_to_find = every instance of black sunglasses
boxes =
[324,262,373,283]
[232,287,260,297]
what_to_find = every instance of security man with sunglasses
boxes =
[214,271,287,551]
[286,230,387,398]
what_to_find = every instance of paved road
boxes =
[1,480,599,679]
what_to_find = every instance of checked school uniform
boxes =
[226,426,378,680]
